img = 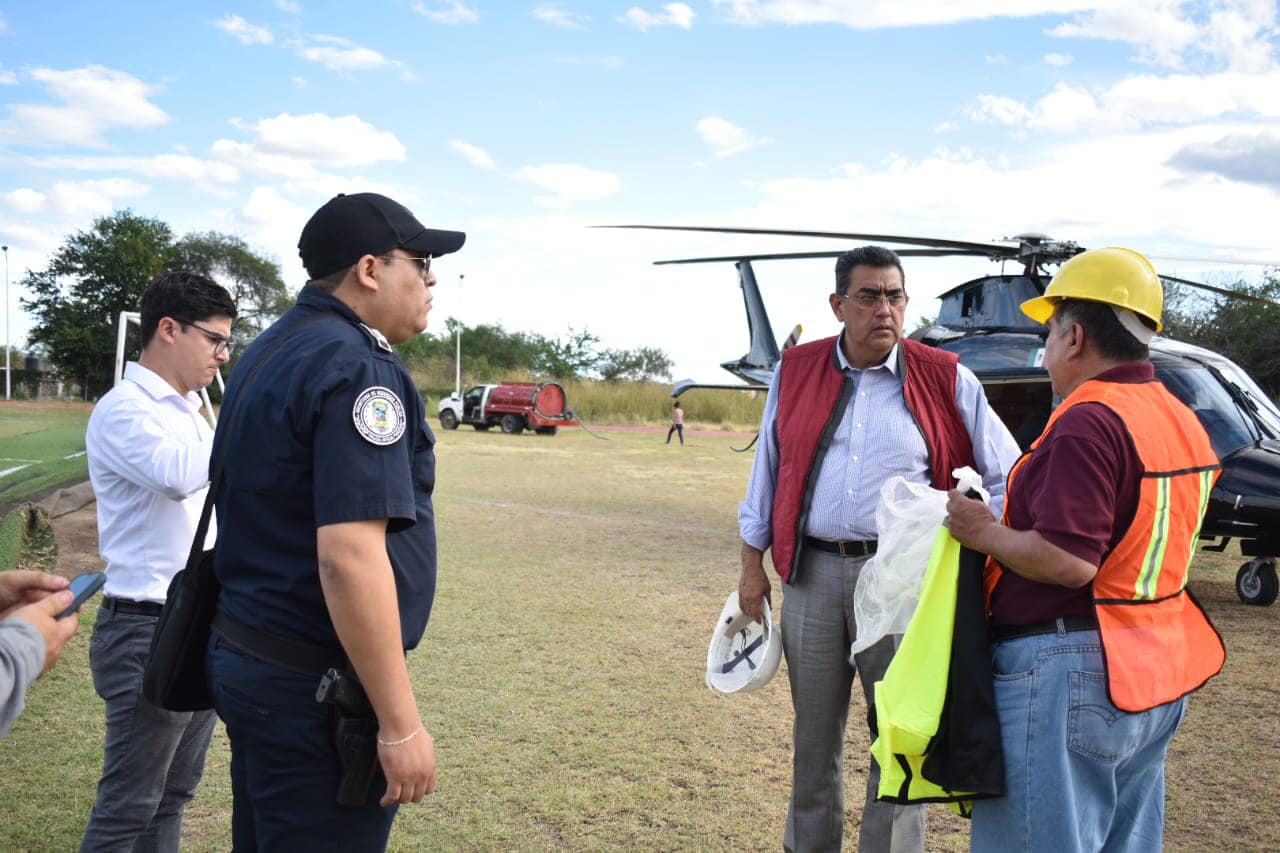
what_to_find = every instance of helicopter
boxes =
[609,225,1280,607]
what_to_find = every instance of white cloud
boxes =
[215,14,274,45]
[0,69,16,85]
[713,0,1129,29]
[985,54,1008,64]
[1044,52,1074,66]
[968,67,1280,134]
[0,178,149,218]
[297,35,410,75]
[0,12,8,34]
[1045,3,1199,68]
[696,116,771,158]
[515,163,622,206]
[412,1,479,24]
[292,76,308,88]
[621,3,695,31]
[276,0,302,12]
[1170,131,1280,190]
[212,113,405,180]
[22,153,239,186]
[534,5,590,28]
[209,139,319,179]
[1201,0,1278,73]
[450,139,496,169]
[0,65,168,148]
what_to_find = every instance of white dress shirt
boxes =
[739,339,1020,549]
[86,362,216,603]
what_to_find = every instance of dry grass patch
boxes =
[0,428,1275,850]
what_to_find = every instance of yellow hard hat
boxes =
[1021,247,1163,332]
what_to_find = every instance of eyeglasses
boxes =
[840,290,907,309]
[179,321,233,357]
[378,254,432,280]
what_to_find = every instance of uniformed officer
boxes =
[206,192,463,851]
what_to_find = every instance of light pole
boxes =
[2,244,9,401]
[454,273,464,398]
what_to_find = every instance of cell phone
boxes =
[58,572,106,619]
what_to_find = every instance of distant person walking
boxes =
[666,403,685,445]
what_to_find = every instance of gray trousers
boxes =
[781,546,926,853]
[80,606,217,853]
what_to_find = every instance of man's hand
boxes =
[377,725,437,806]
[945,489,999,551]
[0,571,69,619]
[10,590,78,677]
[738,543,772,623]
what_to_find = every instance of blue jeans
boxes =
[971,626,1187,853]
[81,607,216,853]
[207,638,397,852]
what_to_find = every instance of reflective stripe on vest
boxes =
[987,375,1225,712]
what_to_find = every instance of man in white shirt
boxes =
[81,271,236,852]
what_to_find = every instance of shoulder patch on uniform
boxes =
[358,323,394,353]
[353,386,406,446]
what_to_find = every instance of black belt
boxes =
[803,536,878,558]
[101,596,164,618]
[212,611,348,679]
[989,616,1098,642]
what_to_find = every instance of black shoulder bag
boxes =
[143,313,337,711]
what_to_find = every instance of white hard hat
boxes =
[705,591,782,696]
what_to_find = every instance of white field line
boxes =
[0,464,32,478]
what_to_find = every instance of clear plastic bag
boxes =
[849,467,987,656]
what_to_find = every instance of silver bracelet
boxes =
[377,726,421,748]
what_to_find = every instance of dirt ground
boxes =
[51,496,105,580]
[41,489,1280,849]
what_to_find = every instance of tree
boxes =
[1163,272,1280,397]
[171,232,292,337]
[536,326,603,379]
[21,211,289,398]
[598,346,673,382]
[22,212,174,398]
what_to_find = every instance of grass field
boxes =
[0,403,92,509]
[0,427,1277,851]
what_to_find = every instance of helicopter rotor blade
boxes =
[654,248,992,265]
[1147,253,1280,267]
[1160,275,1280,309]
[598,224,1017,256]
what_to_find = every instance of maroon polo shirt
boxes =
[988,363,1151,627]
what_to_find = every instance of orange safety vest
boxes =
[986,376,1226,713]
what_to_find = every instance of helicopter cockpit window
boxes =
[1213,361,1280,438]
[1156,367,1270,457]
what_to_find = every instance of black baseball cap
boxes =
[298,192,466,279]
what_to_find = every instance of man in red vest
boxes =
[738,246,1019,852]
[946,247,1224,852]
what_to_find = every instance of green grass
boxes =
[0,429,1276,850]
[0,404,92,506]
[0,511,22,570]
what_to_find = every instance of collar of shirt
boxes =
[1090,361,1156,384]
[122,361,203,412]
[834,333,901,379]
[296,284,365,326]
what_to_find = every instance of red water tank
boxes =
[484,381,568,427]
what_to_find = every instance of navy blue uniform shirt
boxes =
[212,286,436,651]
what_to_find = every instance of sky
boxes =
[2,0,1280,384]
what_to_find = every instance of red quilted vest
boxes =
[769,336,975,582]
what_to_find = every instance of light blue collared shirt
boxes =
[738,338,1019,550]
